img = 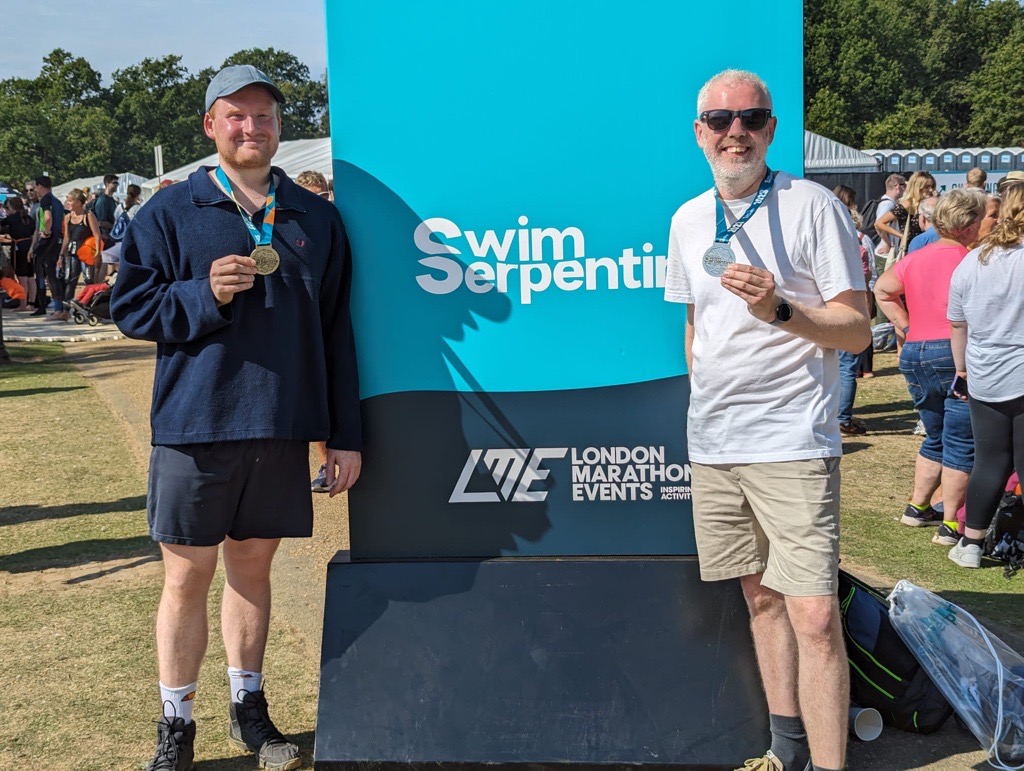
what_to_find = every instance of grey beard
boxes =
[710,164,763,195]
[704,148,764,195]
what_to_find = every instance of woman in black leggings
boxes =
[53,188,102,321]
[947,183,1024,568]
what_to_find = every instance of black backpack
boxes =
[838,569,952,733]
[860,197,882,242]
[985,492,1024,578]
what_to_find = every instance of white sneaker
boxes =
[948,540,982,568]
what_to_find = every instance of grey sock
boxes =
[811,766,842,771]
[769,713,809,771]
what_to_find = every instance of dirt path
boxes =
[64,338,990,770]
[62,339,348,667]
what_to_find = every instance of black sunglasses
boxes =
[699,108,773,132]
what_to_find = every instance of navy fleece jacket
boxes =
[111,167,362,450]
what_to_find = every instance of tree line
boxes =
[5,1,1024,188]
[806,0,1024,149]
[0,47,327,187]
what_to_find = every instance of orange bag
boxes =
[76,236,100,266]
[1,276,26,300]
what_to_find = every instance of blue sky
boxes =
[5,0,327,82]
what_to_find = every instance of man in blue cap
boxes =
[112,64,362,771]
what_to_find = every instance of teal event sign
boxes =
[326,0,803,559]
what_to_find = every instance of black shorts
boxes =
[147,439,314,546]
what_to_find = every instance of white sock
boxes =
[227,667,263,703]
[159,681,197,724]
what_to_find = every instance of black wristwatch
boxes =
[771,298,793,326]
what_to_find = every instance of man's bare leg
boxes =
[740,574,799,716]
[156,543,219,688]
[221,537,280,672]
[786,594,848,770]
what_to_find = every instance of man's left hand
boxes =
[325,449,362,497]
[722,264,777,323]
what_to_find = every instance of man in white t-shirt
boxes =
[873,174,907,256]
[664,69,870,771]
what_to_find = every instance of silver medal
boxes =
[702,242,734,277]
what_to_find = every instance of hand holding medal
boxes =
[209,253,258,306]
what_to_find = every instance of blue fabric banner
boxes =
[326,0,803,558]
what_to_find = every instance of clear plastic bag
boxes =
[888,580,1024,770]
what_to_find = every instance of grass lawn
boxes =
[0,342,323,770]
[0,342,1020,769]
[838,351,1023,642]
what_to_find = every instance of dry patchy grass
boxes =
[838,352,1023,640]
[0,343,1021,770]
[0,343,326,769]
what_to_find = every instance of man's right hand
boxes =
[210,254,257,306]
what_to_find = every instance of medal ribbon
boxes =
[713,168,775,244]
[215,166,276,247]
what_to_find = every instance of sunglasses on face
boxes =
[699,108,773,132]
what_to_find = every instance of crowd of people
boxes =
[3,62,1023,771]
[0,174,145,319]
[833,168,1024,572]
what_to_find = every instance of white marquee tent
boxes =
[803,130,880,173]
[53,173,149,202]
[142,138,332,197]
[139,132,875,201]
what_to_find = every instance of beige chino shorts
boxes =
[689,458,841,596]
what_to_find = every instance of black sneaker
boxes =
[931,522,960,546]
[146,716,195,771]
[901,503,941,527]
[228,690,300,770]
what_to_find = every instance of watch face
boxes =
[775,300,793,322]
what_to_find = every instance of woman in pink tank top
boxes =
[874,188,988,545]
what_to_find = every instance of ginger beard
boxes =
[694,80,776,196]
[204,85,281,171]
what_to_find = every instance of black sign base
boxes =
[315,556,767,769]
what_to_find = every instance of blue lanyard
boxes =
[215,167,276,246]
[713,169,776,244]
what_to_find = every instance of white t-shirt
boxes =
[664,172,865,464]
[875,196,898,250]
[947,244,1024,402]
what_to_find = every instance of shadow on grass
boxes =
[840,440,871,454]
[62,343,153,368]
[846,713,991,771]
[0,385,88,398]
[936,588,1024,650]
[863,363,901,378]
[65,553,161,584]
[0,495,147,526]
[0,535,157,574]
[195,731,314,769]
[854,408,918,435]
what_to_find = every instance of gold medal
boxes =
[250,245,280,275]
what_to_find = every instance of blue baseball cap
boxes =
[204,64,286,113]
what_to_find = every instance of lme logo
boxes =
[449,448,568,503]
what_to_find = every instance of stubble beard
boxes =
[704,146,765,196]
[218,135,276,172]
